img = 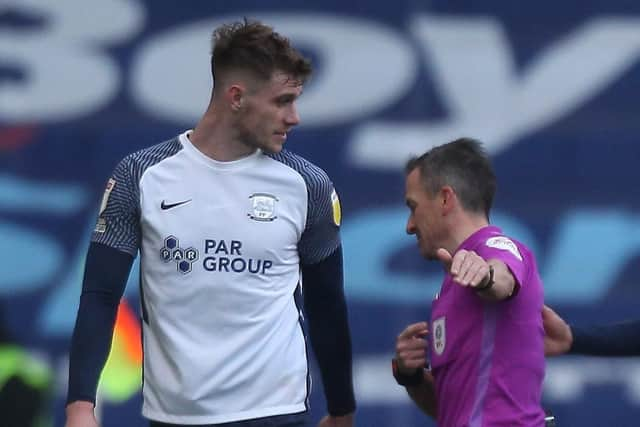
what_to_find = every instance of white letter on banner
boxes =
[131,13,417,127]
[349,16,640,169]
[0,0,145,122]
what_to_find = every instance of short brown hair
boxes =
[211,19,312,85]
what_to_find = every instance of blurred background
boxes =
[2,0,640,426]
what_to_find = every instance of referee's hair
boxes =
[405,138,496,219]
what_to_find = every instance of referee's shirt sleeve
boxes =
[67,157,140,405]
[299,176,356,416]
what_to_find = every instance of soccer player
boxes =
[393,139,546,426]
[65,19,355,427]
[543,305,640,356]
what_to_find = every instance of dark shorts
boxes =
[149,412,309,427]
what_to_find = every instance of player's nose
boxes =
[285,105,300,126]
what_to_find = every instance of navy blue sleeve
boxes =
[570,320,640,356]
[301,245,356,416]
[67,242,134,404]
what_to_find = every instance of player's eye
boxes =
[277,95,294,105]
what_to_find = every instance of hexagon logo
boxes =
[165,236,178,249]
[172,248,184,261]
[178,260,192,274]
[160,235,198,274]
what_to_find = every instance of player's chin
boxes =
[262,140,285,154]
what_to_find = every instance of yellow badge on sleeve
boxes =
[331,189,341,226]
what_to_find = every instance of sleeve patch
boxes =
[95,178,116,233]
[94,217,107,234]
[331,189,341,226]
[99,178,116,215]
[486,236,522,261]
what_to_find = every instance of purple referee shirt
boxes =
[429,226,545,427]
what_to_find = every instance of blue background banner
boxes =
[2,1,640,425]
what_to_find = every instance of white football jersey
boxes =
[92,131,341,424]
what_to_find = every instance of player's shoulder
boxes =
[114,136,183,178]
[122,136,183,167]
[265,149,333,190]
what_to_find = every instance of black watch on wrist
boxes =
[476,264,495,291]
[391,358,424,386]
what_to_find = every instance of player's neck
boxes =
[189,111,257,162]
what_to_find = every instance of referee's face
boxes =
[405,169,444,260]
[236,71,302,154]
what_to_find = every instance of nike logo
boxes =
[161,199,192,210]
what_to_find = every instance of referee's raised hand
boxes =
[436,248,491,289]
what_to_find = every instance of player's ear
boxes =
[228,85,244,112]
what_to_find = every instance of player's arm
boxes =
[542,305,572,356]
[543,305,640,356]
[393,322,437,418]
[298,174,355,424]
[66,157,140,426]
[66,243,134,422]
[302,245,356,418]
[569,321,640,356]
[542,305,640,356]
[571,320,640,356]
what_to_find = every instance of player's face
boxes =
[405,168,445,260]
[236,71,302,153]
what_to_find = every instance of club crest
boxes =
[248,193,279,222]
[433,317,446,356]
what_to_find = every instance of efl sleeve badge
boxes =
[331,189,341,226]
[99,178,116,215]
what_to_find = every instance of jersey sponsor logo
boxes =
[160,235,199,274]
[331,189,341,226]
[159,236,275,275]
[433,317,446,356]
[248,193,278,222]
[486,236,523,261]
[160,199,192,210]
[202,239,273,274]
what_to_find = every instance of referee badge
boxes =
[433,317,446,356]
